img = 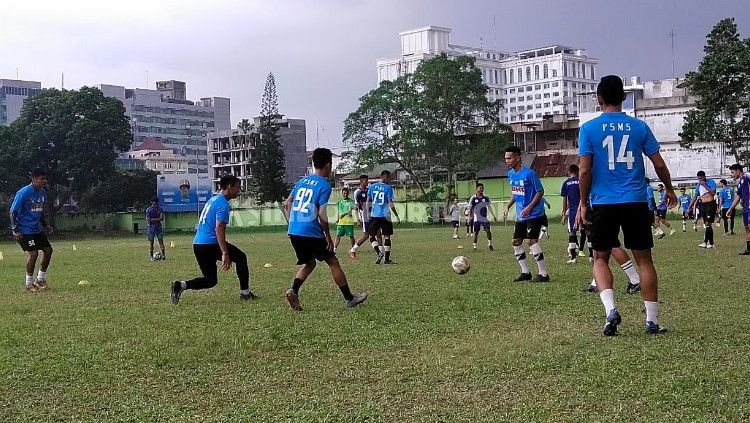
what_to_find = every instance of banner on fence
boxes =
[157,174,212,212]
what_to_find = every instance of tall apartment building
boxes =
[208,117,307,192]
[98,80,230,174]
[376,26,599,123]
[0,79,42,125]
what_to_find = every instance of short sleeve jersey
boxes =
[288,174,332,238]
[719,187,734,208]
[678,194,692,212]
[367,182,394,218]
[449,204,460,220]
[578,112,660,206]
[560,176,580,212]
[337,198,355,225]
[10,184,46,235]
[657,191,668,211]
[194,194,231,245]
[145,206,163,232]
[646,185,656,211]
[469,195,492,222]
[695,179,718,198]
[737,173,750,210]
[507,166,545,221]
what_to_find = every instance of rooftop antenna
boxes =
[145,70,149,88]
[493,16,497,52]
[479,37,483,51]
[16,67,19,78]
[61,73,64,89]
[669,29,676,79]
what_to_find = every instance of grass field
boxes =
[1,223,749,422]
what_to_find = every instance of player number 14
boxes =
[603,135,634,170]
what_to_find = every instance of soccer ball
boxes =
[153,252,163,260]
[451,256,470,275]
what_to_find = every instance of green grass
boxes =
[1,223,749,422]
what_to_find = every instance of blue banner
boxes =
[157,174,212,212]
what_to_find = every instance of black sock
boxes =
[384,239,391,261]
[570,249,576,260]
[291,278,304,294]
[706,227,714,244]
[746,241,750,251]
[339,284,354,301]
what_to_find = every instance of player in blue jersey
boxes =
[677,187,692,232]
[502,145,549,282]
[645,180,663,239]
[366,170,401,264]
[577,75,676,335]
[727,164,750,255]
[688,170,718,249]
[655,184,676,237]
[145,197,166,261]
[468,183,498,251]
[348,174,381,259]
[718,179,736,235]
[170,175,256,304]
[283,148,367,311]
[10,168,54,292]
[561,164,582,263]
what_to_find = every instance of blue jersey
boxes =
[579,112,660,206]
[287,174,332,238]
[737,173,750,211]
[560,176,581,214]
[194,194,231,244]
[367,182,394,218]
[678,194,692,212]
[646,185,656,211]
[145,205,164,234]
[695,179,717,199]
[10,184,46,235]
[469,195,492,222]
[508,166,545,221]
[719,187,734,208]
[657,191,668,211]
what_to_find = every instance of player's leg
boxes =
[567,218,578,262]
[511,222,532,281]
[740,213,750,255]
[348,227,356,249]
[589,204,623,335]
[149,239,155,259]
[527,218,549,281]
[472,221,480,250]
[382,221,394,263]
[721,208,729,234]
[612,245,640,293]
[157,232,166,259]
[227,242,255,299]
[348,223,370,259]
[37,246,53,288]
[287,259,315,311]
[539,214,549,239]
[729,209,735,234]
[324,255,367,307]
[25,249,39,290]
[171,245,221,304]
[703,203,716,247]
[682,212,687,232]
[485,223,494,250]
[578,228,587,257]
[334,234,342,250]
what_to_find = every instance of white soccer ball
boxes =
[153,252,162,260]
[451,256,470,275]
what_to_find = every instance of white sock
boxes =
[645,301,659,324]
[239,289,250,295]
[379,246,385,254]
[487,239,492,247]
[620,260,640,285]
[529,243,548,276]
[384,246,391,252]
[599,289,616,316]
[513,246,530,273]
[180,281,187,289]
[25,274,34,286]
[37,270,47,281]
[473,242,477,248]
[590,279,597,287]
[350,244,360,253]
[656,228,664,235]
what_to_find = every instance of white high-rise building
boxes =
[376,26,599,123]
[0,79,42,125]
[98,81,230,174]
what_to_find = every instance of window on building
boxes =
[591,64,595,80]
[518,96,524,102]
[552,81,559,87]
[544,93,550,98]
[509,106,516,112]
[535,104,542,109]
[543,83,550,88]
[517,68,522,82]
[581,63,586,79]
[534,84,541,90]
[536,113,543,118]
[494,69,498,83]
[526,66,531,81]
[504,70,508,84]
[510,71,514,84]
[534,65,540,80]
[526,95,533,101]
[509,98,516,103]
[543,63,549,79]
[553,92,560,97]
[527,114,533,119]
[526,86,532,92]
[509,88,515,93]
[535,94,541,99]
[527,105,533,110]
[563,63,568,77]
[552,69,558,77]
[544,102,550,107]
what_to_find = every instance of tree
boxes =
[78,169,158,213]
[680,18,750,164]
[249,72,288,204]
[3,87,132,228]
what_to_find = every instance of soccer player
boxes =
[503,146,549,282]
[584,243,642,295]
[561,164,581,263]
[689,170,718,249]
[348,175,380,259]
[718,179,735,235]
[170,175,256,304]
[367,170,401,264]
[283,148,367,310]
[469,183,498,251]
[727,163,750,255]
[145,197,166,261]
[677,187,692,232]
[539,197,552,239]
[10,168,53,292]
[655,184,676,237]
[449,197,461,239]
[577,75,676,335]
[646,179,663,239]
[334,187,356,251]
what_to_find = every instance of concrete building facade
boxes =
[376,26,599,124]
[0,79,42,125]
[98,80,230,174]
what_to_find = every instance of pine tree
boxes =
[249,72,288,204]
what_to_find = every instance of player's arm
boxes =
[283,194,293,222]
[577,155,592,227]
[39,212,52,235]
[10,209,21,240]
[215,220,231,270]
[318,204,334,250]
[388,201,400,224]
[522,191,544,217]
[503,197,515,219]
[488,202,498,222]
[648,152,677,208]
[561,196,568,224]
[727,193,741,216]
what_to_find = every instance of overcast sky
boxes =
[1,0,748,151]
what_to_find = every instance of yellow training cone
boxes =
[170,241,175,248]
[0,251,4,260]
[72,244,77,251]
[78,280,89,285]
[263,263,273,268]
[457,245,464,249]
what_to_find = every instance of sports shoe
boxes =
[602,309,622,336]
[693,225,697,231]
[682,229,686,232]
[578,251,586,257]
[738,250,750,256]
[532,274,550,283]
[161,254,166,261]
[383,259,396,265]
[25,284,39,293]
[513,273,532,282]
[698,242,708,248]
[150,256,158,261]
[706,244,715,249]
[588,257,594,263]
[567,258,577,264]
[33,280,48,291]
[375,252,385,264]
[452,235,459,239]
[473,246,477,251]
[345,292,368,308]
[669,229,676,235]
[240,291,258,300]
[488,245,494,251]
[348,251,358,261]
[170,281,184,304]
[625,282,641,294]
[657,232,666,240]
[584,283,598,293]
[730,231,736,235]
[285,289,302,311]
[645,321,667,334]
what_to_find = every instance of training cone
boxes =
[0,251,4,260]
[170,241,175,248]
[457,245,464,249]
[263,263,273,268]
[78,280,89,285]
[72,244,77,251]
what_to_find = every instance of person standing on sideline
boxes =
[449,197,461,239]
[677,187,692,232]
[577,75,676,336]
[727,164,750,255]
[718,179,736,235]
[145,197,166,261]
[689,170,719,249]
[334,187,356,251]
[283,148,367,310]
[503,146,549,282]
[561,164,581,263]
[10,168,54,292]
[170,175,257,304]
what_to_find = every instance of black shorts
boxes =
[18,232,51,252]
[656,209,667,219]
[513,216,545,240]
[473,221,491,232]
[541,214,549,227]
[451,220,460,228]
[368,217,394,236]
[649,210,656,225]
[589,202,653,251]
[699,202,717,224]
[289,235,335,265]
[721,208,733,219]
